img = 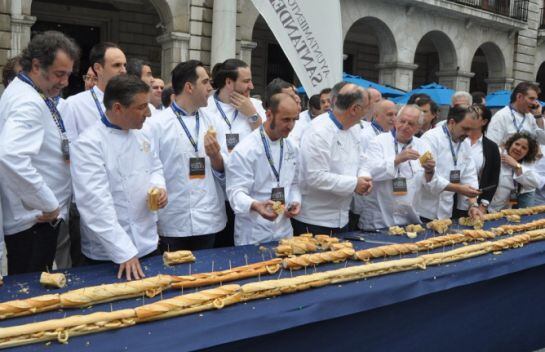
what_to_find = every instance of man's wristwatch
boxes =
[248,114,259,123]
[534,114,543,119]
[480,199,490,208]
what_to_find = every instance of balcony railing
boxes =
[446,0,529,21]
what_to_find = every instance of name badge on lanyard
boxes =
[392,177,408,196]
[61,138,70,162]
[450,170,461,184]
[226,133,239,152]
[271,187,285,204]
[443,125,462,184]
[189,157,206,179]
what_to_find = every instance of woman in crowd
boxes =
[489,132,540,212]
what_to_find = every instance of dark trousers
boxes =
[291,218,348,236]
[84,249,160,266]
[69,203,85,267]
[159,232,217,253]
[5,222,61,275]
[214,201,235,248]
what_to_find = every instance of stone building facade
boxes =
[1,0,545,97]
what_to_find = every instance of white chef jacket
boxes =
[486,105,545,146]
[201,94,267,144]
[61,86,105,142]
[359,120,382,152]
[296,112,371,228]
[488,162,540,212]
[417,126,479,219]
[226,127,301,245]
[0,77,71,235]
[289,110,312,146]
[360,133,443,229]
[533,147,545,205]
[143,106,227,238]
[71,119,165,264]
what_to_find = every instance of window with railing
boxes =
[446,0,529,21]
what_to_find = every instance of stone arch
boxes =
[412,30,458,88]
[414,30,458,71]
[344,16,397,64]
[470,42,507,93]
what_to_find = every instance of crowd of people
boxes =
[1,30,545,281]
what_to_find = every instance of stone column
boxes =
[238,40,257,66]
[436,70,475,91]
[10,14,35,57]
[485,77,514,92]
[156,31,191,82]
[210,0,237,67]
[376,62,418,92]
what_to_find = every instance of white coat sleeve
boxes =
[485,114,505,146]
[0,100,58,212]
[288,148,302,205]
[421,133,450,192]
[515,164,541,189]
[301,131,357,196]
[529,118,545,144]
[366,138,396,181]
[226,149,257,214]
[71,138,138,264]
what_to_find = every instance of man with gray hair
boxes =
[358,105,440,229]
[451,91,472,107]
[293,82,373,235]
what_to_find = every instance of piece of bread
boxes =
[419,151,433,165]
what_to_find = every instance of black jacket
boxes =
[478,136,501,203]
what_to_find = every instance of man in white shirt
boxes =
[361,105,440,229]
[487,82,545,146]
[127,57,156,115]
[290,94,321,146]
[319,88,331,112]
[418,105,483,221]
[293,82,373,235]
[144,60,227,251]
[226,93,301,245]
[0,31,79,274]
[62,42,127,142]
[202,58,266,248]
[150,78,165,110]
[362,87,382,122]
[71,75,167,280]
[451,91,472,107]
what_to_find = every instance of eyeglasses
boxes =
[82,75,97,82]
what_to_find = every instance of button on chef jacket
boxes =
[361,132,443,229]
[487,105,545,146]
[70,119,165,264]
[201,94,267,143]
[295,112,371,228]
[416,126,478,220]
[60,86,106,142]
[488,161,540,212]
[143,106,227,238]
[226,128,301,245]
[0,77,71,235]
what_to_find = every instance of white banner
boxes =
[251,0,343,96]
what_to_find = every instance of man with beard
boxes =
[417,106,483,221]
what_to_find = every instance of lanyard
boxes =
[442,125,461,167]
[172,102,200,153]
[371,119,384,135]
[90,87,107,120]
[392,130,414,177]
[17,73,67,136]
[214,93,238,131]
[259,125,284,184]
[328,110,344,130]
[509,106,527,133]
[100,115,123,130]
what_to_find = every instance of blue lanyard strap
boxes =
[442,125,461,167]
[328,111,344,130]
[172,102,200,153]
[214,93,238,131]
[17,73,67,135]
[90,88,107,120]
[259,125,283,183]
[509,106,526,133]
[100,115,123,130]
[371,119,384,135]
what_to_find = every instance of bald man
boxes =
[363,87,382,122]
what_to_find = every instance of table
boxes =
[1,214,545,351]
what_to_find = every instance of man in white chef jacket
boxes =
[201,58,267,248]
[487,82,545,146]
[71,75,167,281]
[144,60,227,251]
[361,105,441,229]
[417,105,483,221]
[292,82,373,235]
[0,31,79,275]
[226,93,301,245]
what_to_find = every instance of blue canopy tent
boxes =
[485,90,545,109]
[296,73,405,98]
[390,83,455,105]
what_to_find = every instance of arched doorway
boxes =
[412,31,457,88]
[470,42,506,94]
[536,62,545,101]
[343,17,396,84]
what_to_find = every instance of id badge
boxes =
[449,170,461,184]
[270,187,285,204]
[189,157,205,179]
[226,133,239,152]
[509,190,518,206]
[61,138,70,163]
[392,177,408,196]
